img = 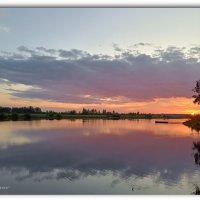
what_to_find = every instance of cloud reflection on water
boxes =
[0,119,200,194]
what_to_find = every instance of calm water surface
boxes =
[0,119,199,194]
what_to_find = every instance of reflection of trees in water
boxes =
[193,141,200,166]
[191,127,200,134]
[192,141,200,195]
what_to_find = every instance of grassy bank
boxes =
[183,116,200,131]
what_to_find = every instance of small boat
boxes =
[155,121,168,124]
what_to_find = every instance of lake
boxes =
[0,119,199,194]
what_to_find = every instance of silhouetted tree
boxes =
[11,106,42,113]
[35,107,42,113]
[102,109,107,115]
[82,108,90,115]
[193,80,200,104]
[0,107,11,113]
[69,110,77,115]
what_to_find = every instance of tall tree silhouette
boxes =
[193,80,200,104]
[193,141,200,166]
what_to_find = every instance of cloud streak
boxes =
[0,44,200,105]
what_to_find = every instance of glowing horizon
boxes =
[0,93,199,114]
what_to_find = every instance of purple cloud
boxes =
[0,45,200,104]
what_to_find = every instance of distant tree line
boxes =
[0,106,42,113]
[62,108,120,115]
[0,106,42,121]
[61,108,153,119]
[0,106,153,117]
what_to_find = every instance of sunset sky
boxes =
[0,8,200,114]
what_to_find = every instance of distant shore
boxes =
[0,106,190,121]
[0,112,190,121]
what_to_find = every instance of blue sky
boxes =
[0,8,200,54]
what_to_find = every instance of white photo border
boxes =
[0,1,199,200]
[0,0,200,7]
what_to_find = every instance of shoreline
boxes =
[183,116,200,132]
[0,113,190,122]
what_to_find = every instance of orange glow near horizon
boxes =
[0,92,200,114]
[189,110,199,116]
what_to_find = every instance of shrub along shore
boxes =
[183,115,200,132]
